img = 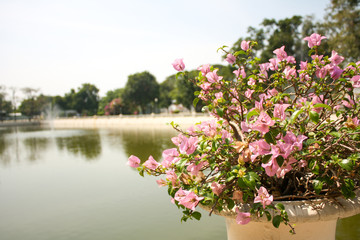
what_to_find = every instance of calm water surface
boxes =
[0,126,358,240]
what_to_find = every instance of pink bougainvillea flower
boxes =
[251,111,275,135]
[225,53,236,65]
[327,65,343,80]
[267,88,278,97]
[143,155,160,170]
[329,50,344,65]
[282,131,307,152]
[127,155,140,168]
[269,58,279,71]
[235,208,251,225]
[206,69,223,83]
[156,179,167,187]
[350,75,360,88]
[161,148,179,168]
[271,141,292,160]
[187,161,206,176]
[254,186,273,209]
[172,58,185,71]
[276,157,297,178]
[299,61,308,70]
[303,33,327,48]
[233,67,246,79]
[241,40,251,51]
[249,139,271,162]
[198,64,211,76]
[247,77,256,86]
[262,157,280,177]
[245,89,255,99]
[273,46,287,61]
[166,169,178,186]
[174,188,189,203]
[211,182,226,196]
[177,135,199,155]
[283,66,296,80]
[178,191,204,211]
[316,66,328,79]
[273,104,291,121]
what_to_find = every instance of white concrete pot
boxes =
[201,190,360,240]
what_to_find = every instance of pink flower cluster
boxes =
[249,131,307,177]
[174,188,204,211]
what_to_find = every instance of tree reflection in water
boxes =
[105,127,177,162]
[56,130,102,160]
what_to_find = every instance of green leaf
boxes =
[272,215,282,228]
[227,199,235,210]
[309,111,320,123]
[176,72,184,79]
[262,154,272,163]
[246,109,259,121]
[329,132,341,138]
[290,109,303,124]
[276,156,285,167]
[338,159,353,171]
[313,103,332,111]
[241,172,259,190]
[193,98,199,108]
[265,211,272,221]
[217,45,228,52]
[341,179,355,198]
[313,180,323,194]
[192,211,202,220]
[264,132,276,145]
[216,108,224,118]
[275,203,285,211]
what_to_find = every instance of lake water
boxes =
[0,126,358,240]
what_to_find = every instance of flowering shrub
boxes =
[128,33,360,233]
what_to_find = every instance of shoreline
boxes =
[45,113,213,129]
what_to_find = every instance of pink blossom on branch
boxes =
[198,64,211,76]
[303,33,327,48]
[273,46,287,61]
[211,182,226,196]
[251,111,275,135]
[143,155,160,170]
[241,40,250,51]
[127,155,141,168]
[161,148,179,168]
[350,75,360,88]
[273,104,291,121]
[172,58,185,71]
[254,186,273,209]
[235,208,251,225]
[225,53,236,65]
[206,69,223,83]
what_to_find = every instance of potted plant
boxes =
[128,33,360,239]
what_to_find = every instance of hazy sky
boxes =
[1,0,330,98]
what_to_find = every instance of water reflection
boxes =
[108,128,177,161]
[0,126,178,165]
[56,131,102,160]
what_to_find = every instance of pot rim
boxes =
[199,189,360,223]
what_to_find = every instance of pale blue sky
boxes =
[0,0,329,98]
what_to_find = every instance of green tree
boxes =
[65,83,99,116]
[159,75,176,109]
[123,71,159,114]
[323,0,360,61]
[0,86,12,120]
[98,88,124,115]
